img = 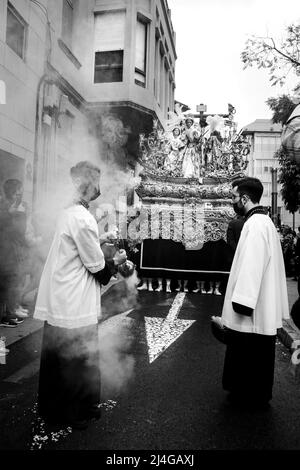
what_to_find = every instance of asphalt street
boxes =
[1,290,300,451]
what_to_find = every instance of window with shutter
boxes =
[94,11,125,83]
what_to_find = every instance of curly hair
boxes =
[70,161,101,180]
[70,161,101,197]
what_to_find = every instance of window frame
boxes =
[6,2,27,60]
[94,50,124,84]
[93,10,126,84]
[135,16,148,88]
[134,16,149,88]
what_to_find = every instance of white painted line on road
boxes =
[4,358,40,383]
[145,292,195,363]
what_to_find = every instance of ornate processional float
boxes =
[128,103,251,293]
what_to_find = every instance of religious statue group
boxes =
[139,110,250,179]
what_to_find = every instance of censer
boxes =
[100,232,138,320]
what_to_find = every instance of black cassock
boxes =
[38,322,100,426]
[222,328,276,404]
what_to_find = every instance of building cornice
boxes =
[45,65,163,125]
[86,100,157,118]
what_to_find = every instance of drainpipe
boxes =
[31,6,53,211]
[32,73,53,211]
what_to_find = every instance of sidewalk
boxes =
[1,316,43,348]
[0,279,299,351]
[278,277,300,351]
[0,291,43,348]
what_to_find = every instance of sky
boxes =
[167,0,300,130]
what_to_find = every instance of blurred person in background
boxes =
[282,226,295,277]
[290,277,300,330]
[226,214,245,259]
[295,226,300,281]
[226,177,246,269]
[0,179,39,327]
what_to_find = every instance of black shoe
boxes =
[0,318,18,327]
[3,312,24,324]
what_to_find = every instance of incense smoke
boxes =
[98,311,137,399]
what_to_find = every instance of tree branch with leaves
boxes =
[275,147,300,213]
[242,23,300,213]
[241,24,300,87]
[266,95,296,124]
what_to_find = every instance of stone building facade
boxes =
[0,0,176,212]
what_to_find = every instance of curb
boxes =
[0,317,43,348]
[278,319,300,351]
[280,278,300,356]
[278,319,300,381]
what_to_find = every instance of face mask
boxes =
[90,187,101,201]
[233,201,244,216]
[78,180,100,201]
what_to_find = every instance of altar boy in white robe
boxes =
[220,177,289,408]
[34,161,127,429]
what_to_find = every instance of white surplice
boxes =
[34,204,105,329]
[222,213,289,335]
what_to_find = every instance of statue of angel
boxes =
[165,103,186,133]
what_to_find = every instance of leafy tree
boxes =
[241,24,300,87]
[275,147,300,213]
[241,23,300,212]
[266,94,296,125]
